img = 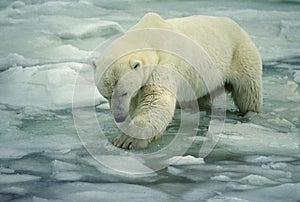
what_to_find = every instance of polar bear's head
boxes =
[93,50,159,122]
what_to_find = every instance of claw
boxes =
[112,133,151,150]
[128,142,133,150]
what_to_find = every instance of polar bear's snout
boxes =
[112,104,127,123]
[111,89,131,123]
[114,115,126,123]
[109,69,144,123]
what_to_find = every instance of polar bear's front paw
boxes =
[112,133,150,150]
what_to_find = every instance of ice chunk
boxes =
[267,117,295,129]
[77,156,157,183]
[279,20,300,43]
[52,172,84,181]
[264,162,289,170]
[0,108,22,131]
[20,106,57,120]
[0,167,14,174]
[51,160,86,181]
[10,1,26,9]
[220,122,300,157]
[211,175,231,182]
[32,196,54,202]
[0,64,103,109]
[0,1,120,65]
[0,148,29,159]
[242,155,297,163]
[210,9,300,61]
[0,53,39,71]
[288,91,300,102]
[238,174,277,186]
[207,196,250,202]
[181,183,224,201]
[294,71,300,83]
[271,81,298,98]
[0,133,82,159]
[39,16,124,39]
[95,155,156,175]
[167,155,204,166]
[0,187,27,195]
[236,183,300,201]
[0,174,40,184]
[51,160,80,173]
[167,166,183,175]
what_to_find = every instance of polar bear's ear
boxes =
[130,60,142,69]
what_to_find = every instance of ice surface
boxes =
[216,122,300,157]
[0,0,300,201]
[225,183,300,202]
[36,182,176,202]
[0,63,104,109]
[0,1,123,71]
[95,155,156,175]
[10,158,52,174]
[0,174,40,184]
[0,106,83,160]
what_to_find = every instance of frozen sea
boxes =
[1,0,300,201]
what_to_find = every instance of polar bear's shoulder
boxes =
[129,12,174,31]
[139,12,164,24]
[130,13,241,34]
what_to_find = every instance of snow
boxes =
[0,0,299,201]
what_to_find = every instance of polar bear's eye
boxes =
[131,61,141,69]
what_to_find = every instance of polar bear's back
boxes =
[167,15,242,49]
[130,13,250,73]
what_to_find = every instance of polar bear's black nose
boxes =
[114,116,126,123]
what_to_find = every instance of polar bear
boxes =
[93,13,262,150]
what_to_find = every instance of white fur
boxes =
[94,13,262,149]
